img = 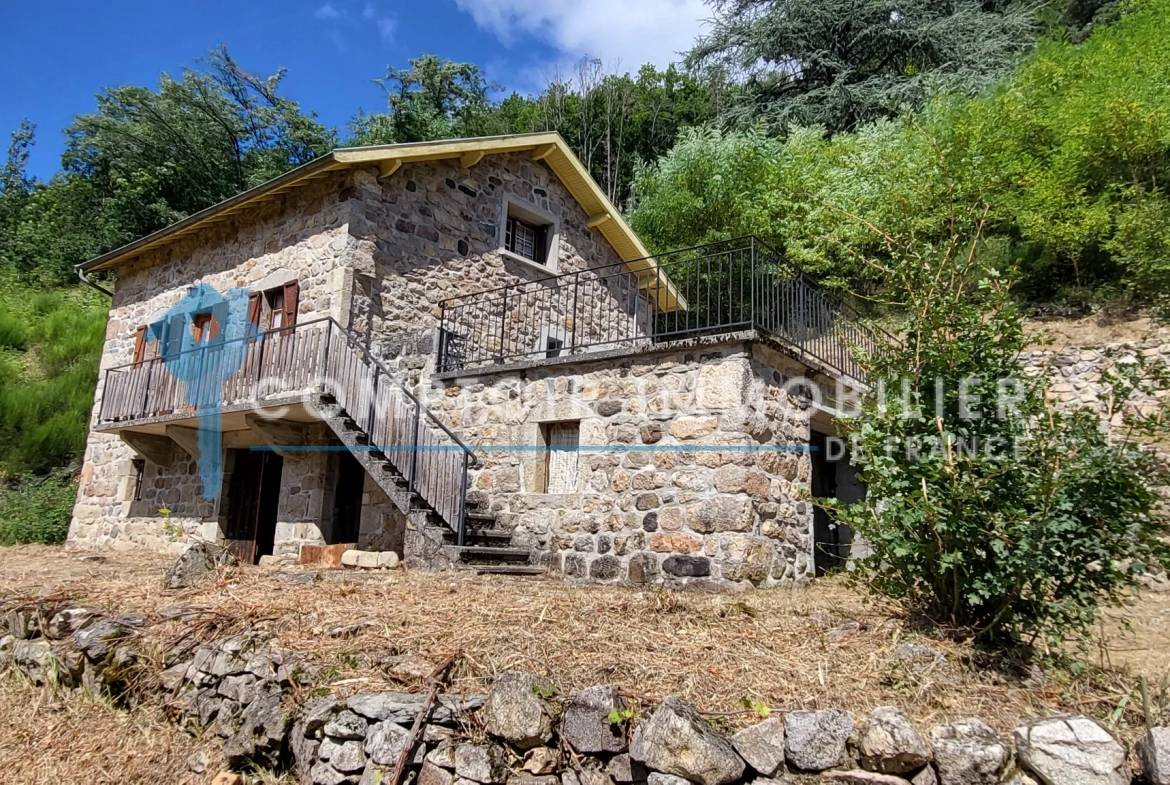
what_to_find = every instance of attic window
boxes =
[500,197,559,273]
[505,215,547,265]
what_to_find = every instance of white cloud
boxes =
[453,0,709,75]
[361,3,397,42]
[315,3,340,19]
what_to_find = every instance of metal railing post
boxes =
[497,285,509,362]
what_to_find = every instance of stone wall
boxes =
[1020,338,1170,429]
[3,594,1163,785]
[426,338,819,587]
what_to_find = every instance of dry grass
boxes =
[0,671,222,784]
[1,543,1167,778]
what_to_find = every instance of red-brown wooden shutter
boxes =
[247,292,262,328]
[282,281,299,328]
[133,326,147,364]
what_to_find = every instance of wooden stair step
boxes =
[452,546,530,562]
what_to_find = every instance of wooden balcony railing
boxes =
[98,318,477,543]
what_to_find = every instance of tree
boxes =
[0,120,35,262]
[347,55,498,145]
[825,146,1168,646]
[687,0,1040,133]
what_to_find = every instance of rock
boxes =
[910,767,938,785]
[304,696,340,734]
[383,652,436,681]
[856,707,931,774]
[606,753,647,782]
[427,740,459,769]
[422,761,457,785]
[45,608,99,639]
[1002,773,1039,785]
[272,570,320,585]
[507,774,558,785]
[455,743,509,784]
[211,774,243,785]
[325,710,369,740]
[522,746,560,775]
[217,674,257,705]
[822,771,911,784]
[187,751,209,773]
[160,662,188,691]
[562,770,613,785]
[347,691,485,724]
[116,612,149,628]
[661,555,711,578]
[165,541,236,589]
[630,695,745,785]
[311,761,353,785]
[365,719,411,765]
[223,694,292,769]
[647,774,691,785]
[379,551,400,569]
[12,639,55,683]
[6,610,38,639]
[73,618,130,661]
[929,719,1008,785]
[331,740,367,773]
[563,686,628,753]
[783,709,853,772]
[1138,727,1170,785]
[482,670,554,748]
[291,720,320,785]
[730,717,786,776]
[1012,715,1129,785]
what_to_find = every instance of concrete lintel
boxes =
[120,431,174,468]
[165,425,201,460]
[245,413,308,458]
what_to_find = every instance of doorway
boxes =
[330,450,365,544]
[224,449,284,564]
[810,431,861,575]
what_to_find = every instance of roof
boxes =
[78,132,681,309]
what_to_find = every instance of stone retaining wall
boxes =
[2,596,1167,785]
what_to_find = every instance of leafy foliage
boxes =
[0,469,79,545]
[826,167,1169,646]
[687,0,1040,133]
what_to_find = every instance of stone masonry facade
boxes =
[68,146,825,586]
[427,340,819,587]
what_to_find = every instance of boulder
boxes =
[647,774,691,785]
[1137,727,1170,785]
[910,767,938,785]
[310,761,352,785]
[73,618,130,661]
[507,774,557,785]
[629,695,745,785]
[422,761,457,785]
[324,710,368,741]
[303,696,340,735]
[1012,715,1129,785]
[482,671,554,749]
[330,740,367,773]
[562,770,614,785]
[929,719,1008,785]
[290,720,320,785]
[365,719,411,766]
[45,608,99,639]
[222,694,292,769]
[857,707,931,774]
[730,717,786,776]
[822,771,912,784]
[165,541,237,589]
[783,709,853,772]
[455,743,509,784]
[522,747,560,775]
[347,691,485,724]
[606,753,647,782]
[563,686,628,753]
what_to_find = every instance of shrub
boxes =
[828,166,1169,648]
[0,470,78,546]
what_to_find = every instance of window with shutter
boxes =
[501,198,557,271]
[133,326,147,364]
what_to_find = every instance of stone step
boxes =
[458,564,546,576]
[451,546,530,564]
[447,528,512,544]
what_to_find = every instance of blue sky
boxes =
[2,0,709,181]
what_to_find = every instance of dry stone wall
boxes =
[426,339,820,587]
[2,595,1163,785]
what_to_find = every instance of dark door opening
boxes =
[331,450,365,544]
[224,449,284,564]
[810,431,856,575]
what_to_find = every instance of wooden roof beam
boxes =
[460,150,485,168]
[586,213,612,229]
[378,159,402,178]
[531,143,556,161]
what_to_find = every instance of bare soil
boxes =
[0,545,1166,782]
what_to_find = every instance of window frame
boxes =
[498,195,560,275]
[541,420,580,494]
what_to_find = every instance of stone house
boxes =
[68,132,876,586]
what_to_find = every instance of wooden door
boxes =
[224,450,284,564]
[331,451,365,544]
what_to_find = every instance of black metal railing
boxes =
[437,237,888,381]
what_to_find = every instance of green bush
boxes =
[828,178,1169,648]
[0,470,78,545]
[0,313,29,351]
